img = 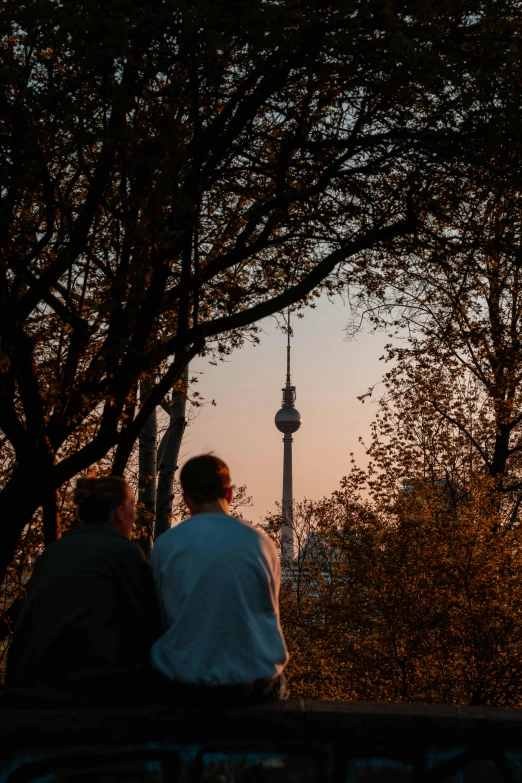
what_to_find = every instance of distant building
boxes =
[401,477,456,510]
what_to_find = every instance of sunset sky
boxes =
[180,294,391,523]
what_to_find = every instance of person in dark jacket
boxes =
[4,476,161,706]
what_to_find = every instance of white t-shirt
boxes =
[150,513,289,686]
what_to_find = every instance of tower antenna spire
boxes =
[286,307,291,385]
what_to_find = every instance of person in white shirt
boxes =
[150,454,289,707]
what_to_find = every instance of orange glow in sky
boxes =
[181,295,390,523]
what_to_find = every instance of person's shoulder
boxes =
[77,526,148,561]
[122,538,149,559]
[151,519,190,557]
[100,537,151,577]
[155,518,191,542]
[30,534,70,568]
[232,517,278,552]
[37,526,86,555]
[231,516,261,535]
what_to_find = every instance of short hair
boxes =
[73,475,130,524]
[180,455,231,504]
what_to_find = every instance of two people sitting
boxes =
[4,455,288,708]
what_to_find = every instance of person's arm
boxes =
[150,537,169,630]
[135,554,163,647]
[115,545,163,658]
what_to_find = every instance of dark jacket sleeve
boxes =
[113,544,163,663]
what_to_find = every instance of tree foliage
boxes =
[348,184,522,520]
[1,0,521,686]
[3,0,490,583]
[266,473,522,707]
[268,195,522,703]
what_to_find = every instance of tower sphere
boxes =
[275,407,302,433]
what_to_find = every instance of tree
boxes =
[264,476,522,707]
[0,0,514,585]
[134,367,188,554]
[349,186,522,518]
[155,367,189,539]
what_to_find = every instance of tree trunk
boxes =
[42,488,58,546]
[0,478,41,591]
[0,596,25,641]
[155,366,188,539]
[491,422,511,485]
[136,377,157,558]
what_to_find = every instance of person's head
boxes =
[73,475,136,538]
[180,454,233,515]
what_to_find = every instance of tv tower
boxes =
[274,311,301,562]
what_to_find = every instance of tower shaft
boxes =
[286,330,291,385]
[281,433,293,561]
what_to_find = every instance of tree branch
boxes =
[112,340,204,475]
[430,400,491,470]
[175,219,414,354]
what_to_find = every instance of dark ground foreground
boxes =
[2,700,522,782]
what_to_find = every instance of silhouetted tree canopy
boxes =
[0,0,519,585]
[349,185,522,518]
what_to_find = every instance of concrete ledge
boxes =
[3,701,522,781]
